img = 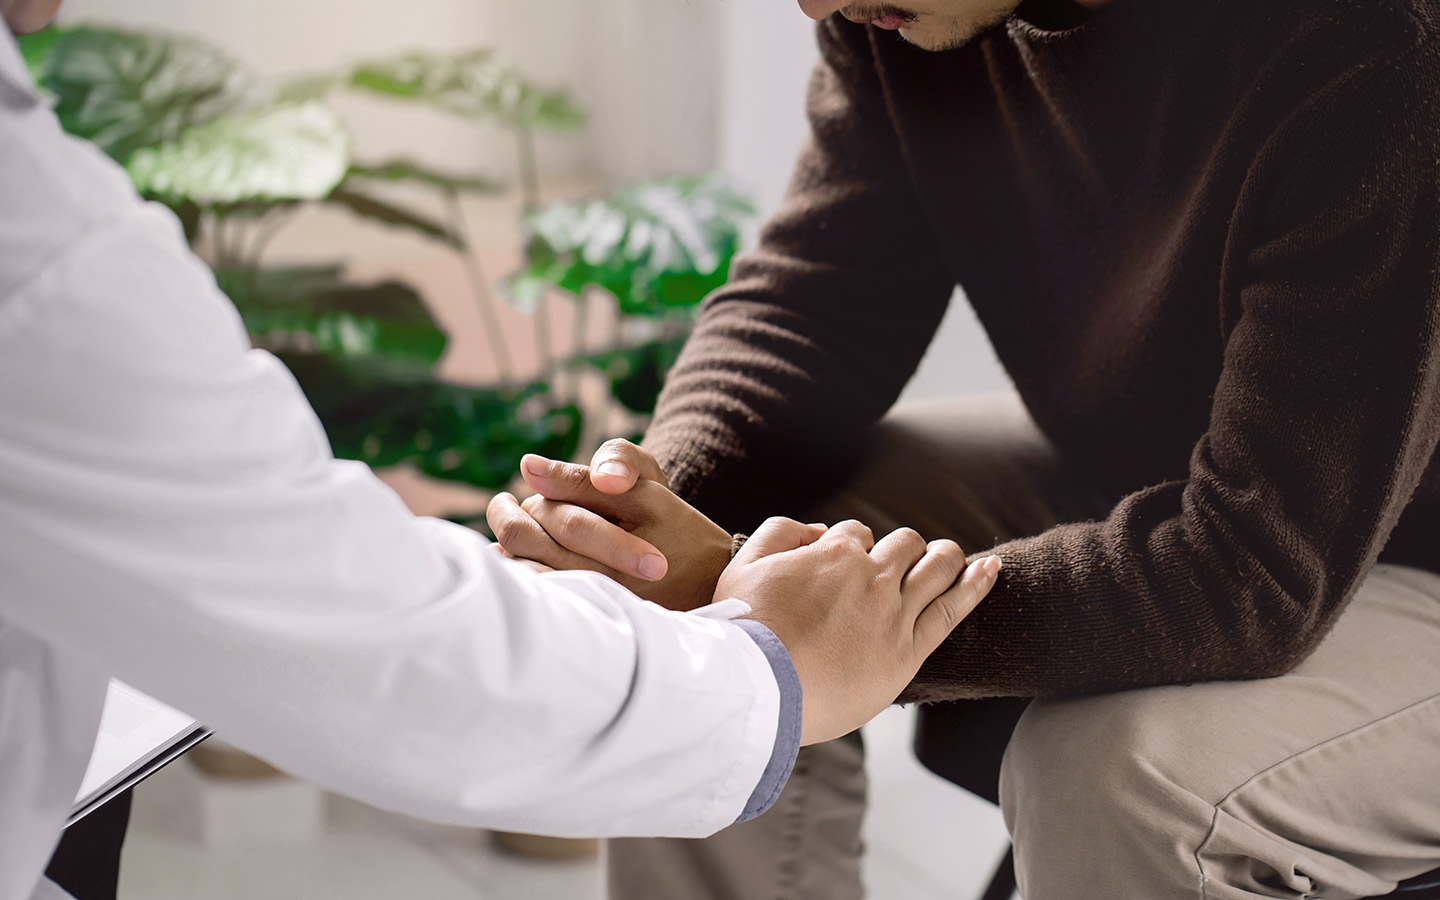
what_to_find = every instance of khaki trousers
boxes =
[609,393,1440,899]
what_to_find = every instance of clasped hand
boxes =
[487,440,1001,744]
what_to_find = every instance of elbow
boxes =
[1208,580,1343,682]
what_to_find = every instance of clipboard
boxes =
[68,680,211,827]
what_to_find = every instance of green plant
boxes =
[20,23,753,514]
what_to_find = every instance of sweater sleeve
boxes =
[644,17,956,532]
[907,38,1440,702]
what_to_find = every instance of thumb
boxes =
[590,439,669,494]
[736,517,828,563]
[521,455,625,517]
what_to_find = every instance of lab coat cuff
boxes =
[730,619,801,822]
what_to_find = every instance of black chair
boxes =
[978,845,1440,900]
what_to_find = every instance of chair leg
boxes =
[980,845,1017,900]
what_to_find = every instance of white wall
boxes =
[57,0,737,189]
[55,0,1007,398]
[716,1,1009,402]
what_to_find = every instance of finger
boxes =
[487,492,620,578]
[899,540,967,612]
[528,497,669,581]
[870,527,929,578]
[912,555,1002,655]
[589,438,670,494]
[521,455,628,518]
[737,517,829,562]
[821,519,876,552]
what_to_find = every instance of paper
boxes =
[70,680,208,824]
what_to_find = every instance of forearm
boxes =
[0,218,794,839]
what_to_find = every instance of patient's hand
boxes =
[486,452,732,611]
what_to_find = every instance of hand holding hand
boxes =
[486,452,732,611]
[720,518,1001,745]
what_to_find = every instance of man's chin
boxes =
[897,11,1013,51]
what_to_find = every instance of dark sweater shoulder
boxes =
[1206,0,1438,96]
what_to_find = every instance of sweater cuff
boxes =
[730,619,802,822]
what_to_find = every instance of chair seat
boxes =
[1382,868,1440,899]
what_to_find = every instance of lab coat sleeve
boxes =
[0,206,796,839]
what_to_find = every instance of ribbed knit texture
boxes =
[644,0,1440,701]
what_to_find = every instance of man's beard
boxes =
[904,6,1015,51]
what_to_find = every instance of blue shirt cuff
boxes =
[731,618,802,822]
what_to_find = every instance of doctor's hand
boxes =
[486,454,732,611]
[726,517,1001,746]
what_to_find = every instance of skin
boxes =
[489,453,734,611]
[489,458,1002,746]
[1,0,61,34]
[797,0,1113,53]
[719,518,997,745]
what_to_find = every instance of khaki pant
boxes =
[609,393,1440,899]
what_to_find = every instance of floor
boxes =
[119,706,1013,900]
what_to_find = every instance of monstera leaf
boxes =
[280,49,583,133]
[22,25,258,163]
[218,266,447,369]
[574,334,689,416]
[277,352,582,490]
[126,103,350,204]
[507,174,755,316]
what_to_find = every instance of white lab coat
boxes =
[0,29,794,900]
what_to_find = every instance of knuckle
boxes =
[553,507,589,544]
[937,596,963,630]
[558,462,590,490]
[931,540,966,568]
[896,527,925,549]
[491,513,527,550]
[821,535,863,562]
[762,515,795,533]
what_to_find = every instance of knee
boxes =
[999,688,1222,889]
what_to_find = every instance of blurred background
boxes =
[28,0,1013,896]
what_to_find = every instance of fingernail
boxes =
[638,554,667,580]
[523,455,553,477]
[808,522,827,530]
[983,556,1002,577]
[597,460,631,480]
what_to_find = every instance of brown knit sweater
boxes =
[644,0,1440,701]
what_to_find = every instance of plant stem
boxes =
[605,309,626,438]
[567,290,591,402]
[209,213,229,271]
[517,127,541,215]
[245,207,297,271]
[444,190,516,386]
[535,292,555,390]
[515,127,557,393]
